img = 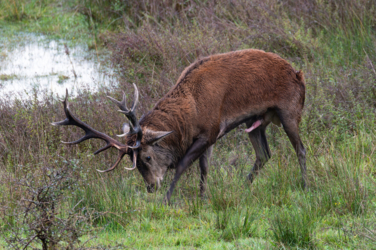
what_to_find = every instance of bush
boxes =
[1,160,99,249]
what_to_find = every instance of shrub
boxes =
[0,160,99,249]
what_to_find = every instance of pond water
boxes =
[0,33,115,100]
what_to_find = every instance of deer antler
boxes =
[107,83,142,149]
[52,89,137,172]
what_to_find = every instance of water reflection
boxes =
[0,34,115,100]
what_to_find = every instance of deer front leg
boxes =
[164,138,210,204]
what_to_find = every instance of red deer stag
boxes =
[52,49,307,203]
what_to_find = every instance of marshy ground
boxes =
[0,0,375,249]
[0,33,114,100]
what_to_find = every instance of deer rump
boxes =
[52,49,307,204]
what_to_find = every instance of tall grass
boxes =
[0,0,53,21]
[270,206,316,248]
[1,0,376,248]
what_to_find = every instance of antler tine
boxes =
[107,84,143,148]
[124,150,138,170]
[52,89,133,172]
[52,90,117,146]
[129,140,141,149]
[96,150,126,172]
[116,123,130,138]
[130,83,139,112]
[97,149,137,172]
[51,89,71,127]
[107,91,129,113]
[108,84,138,113]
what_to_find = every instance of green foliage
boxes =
[270,206,315,248]
[215,207,258,241]
[0,0,52,21]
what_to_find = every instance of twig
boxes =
[72,198,84,210]
[22,234,38,250]
[64,44,78,79]
[80,235,98,248]
[363,48,376,76]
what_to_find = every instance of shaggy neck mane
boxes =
[139,91,197,162]
[139,58,209,162]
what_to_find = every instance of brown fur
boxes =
[125,49,307,201]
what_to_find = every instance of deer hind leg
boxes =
[199,145,213,197]
[277,111,307,188]
[246,122,271,183]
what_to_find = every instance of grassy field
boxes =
[0,0,376,249]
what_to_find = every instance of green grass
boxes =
[0,0,376,249]
[0,74,18,81]
[61,129,375,249]
[0,0,101,45]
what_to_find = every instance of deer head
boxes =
[52,84,173,192]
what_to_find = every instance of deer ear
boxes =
[117,123,130,137]
[122,123,130,134]
[144,129,173,145]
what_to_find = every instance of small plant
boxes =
[0,74,18,81]
[1,160,100,249]
[215,207,258,241]
[358,210,376,243]
[0,0,51,21]
[185,195,203,216]
[209,168,243,212]
[57,74,69,84]
[270,206,315,248]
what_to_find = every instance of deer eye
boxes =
[146,156,151,161]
